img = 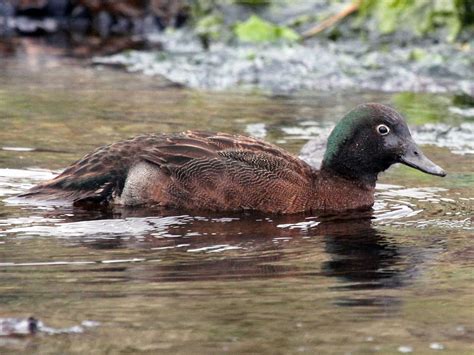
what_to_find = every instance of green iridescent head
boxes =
[321,103,445,184]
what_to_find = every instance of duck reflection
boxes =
[322,228,402,289]
[319,221,404,310]
[6,203,414,314]
[54,206,408,294]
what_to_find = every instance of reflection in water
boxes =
[2,201,410,314]
[86,212,411,318]
[323,231,401,288]
[322,227,404,311]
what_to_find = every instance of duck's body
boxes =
[21,131,374,213]
[20,104,445,213]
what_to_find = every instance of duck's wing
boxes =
[141,131,312,177]
[20,131,313,206]
[136,132,315,212]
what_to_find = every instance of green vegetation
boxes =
[359,0,474,41]
[234,15,300,43]
[187,0,473,44]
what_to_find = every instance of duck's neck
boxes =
[320,155,379,186]
[310,165,377,212]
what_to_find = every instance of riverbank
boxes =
[2,1,473,94]
[94,29,474,94]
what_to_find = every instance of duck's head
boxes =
[321,103,446,184]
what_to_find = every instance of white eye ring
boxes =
[376,124,390,136]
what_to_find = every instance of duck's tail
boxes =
[17,173,122,207]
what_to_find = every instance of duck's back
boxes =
[21,131,316,213]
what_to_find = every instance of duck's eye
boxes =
[376,124,390,136]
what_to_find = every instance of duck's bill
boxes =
[399,143,446,177]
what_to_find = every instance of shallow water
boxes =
[0,54,473,354]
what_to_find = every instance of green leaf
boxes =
[276,26,301,41]
[234,15,300,43]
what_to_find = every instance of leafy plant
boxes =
[359,0,474,41]
[234,15,300,43]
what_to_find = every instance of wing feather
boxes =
[20,131,314,206]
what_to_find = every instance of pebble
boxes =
[398,345,413,353]
[429,342,445,350]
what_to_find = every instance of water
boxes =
[0,53,473,353]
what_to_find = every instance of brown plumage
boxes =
[19,104,446,213]
[19,131,372,213]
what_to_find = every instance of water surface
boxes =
[0,54,473,354]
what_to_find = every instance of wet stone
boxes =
[0,317,39,336]
[0,317,99,337]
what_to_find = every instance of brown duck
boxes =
[20,103,446,213]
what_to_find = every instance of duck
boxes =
[19,103,446,213]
